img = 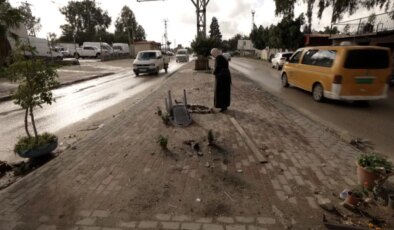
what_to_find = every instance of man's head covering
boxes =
[210,48,222,57]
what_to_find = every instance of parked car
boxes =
[281,46,392,102]
[271,52,293,70]
[112,43,130,55]
[133,50,170,76]
[176,49,189,62]
[52,46,69,57]
[223,52,231,61]
[75,46,103,59]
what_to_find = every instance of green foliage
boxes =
[5,42,59,139]
[263,14,305,49]
[114,6,146,43]
[191,36,220,57]
[157,135,168,149]
[358,153,392,173]
[0,0,24,67]
[58,0,112,44]
[350,185,369,198]
[209,17,222,42]
[318,26,340,34]
[250,25,266,50]
[274,0,392,25]
[14,132,57,153]
[18,1,41,36]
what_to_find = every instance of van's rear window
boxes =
[344,49,389,69]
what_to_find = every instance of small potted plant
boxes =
[357,153,393,190]
[6,42,59,158]
[345,186,368,206]
[158,135,168,150]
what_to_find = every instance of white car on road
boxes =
[271,52,293,70]
[133,50,170,76]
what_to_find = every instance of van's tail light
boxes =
[387,75,392,84]
[333,75,343,84]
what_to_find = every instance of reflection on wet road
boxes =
[0,60,185,162]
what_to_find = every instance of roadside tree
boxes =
[0,0,24,68]
[6,42,59,157]
[114,6,146,43]
[18,1,41,37]
[59,0,111,44]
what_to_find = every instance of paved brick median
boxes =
[0,62,366,229]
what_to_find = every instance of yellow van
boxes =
[281,46,392,102]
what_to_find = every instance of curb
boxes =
[0,72,115,103]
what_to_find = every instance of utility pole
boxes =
[251,9,255,30]
[163,19,168,52]
[137,0,210,38]
[191,0,210,38]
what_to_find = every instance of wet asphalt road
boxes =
[0,59,185,162]
[231,57,394,158]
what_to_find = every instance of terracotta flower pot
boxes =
[344,192,362,206]
[356,163,380,190]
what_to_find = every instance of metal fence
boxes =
[332,11,394,36]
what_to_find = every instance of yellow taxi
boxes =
[281,46,392,102]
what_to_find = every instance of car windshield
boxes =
[177,51,187,55]
[282,53,293,58]
[137,52,156,60]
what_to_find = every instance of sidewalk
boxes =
[0,59,133,101]
[0,61,391,230]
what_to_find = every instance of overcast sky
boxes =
[9,0,385,47]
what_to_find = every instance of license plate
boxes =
[355,77,374,84]
[139,68,147,72]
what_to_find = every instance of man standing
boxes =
[210,48,231,112]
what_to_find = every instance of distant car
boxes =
[222,52,231,61]
[176,49,189,62]
[271,52,293,70]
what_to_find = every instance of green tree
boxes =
[227,34,243,51]
[209,17,222,42]
[191,36,218,57]
[59,0,112,44]
[114,6,146,43]
[319,26,339,34]
[265,14,305,49]
[0,0,24,68]
[250,25,266,50]
[18,2,41,37]
[274,0,393,24]
[6,42,59,140]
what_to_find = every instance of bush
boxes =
[14,133,57,153]
[191,36,220,57]
[358,153,392,173]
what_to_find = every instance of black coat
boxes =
[213,54,231,109]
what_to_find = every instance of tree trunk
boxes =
[24,107,31,138]
[29,105,38,140]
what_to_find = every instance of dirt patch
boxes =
[202,199,231,217]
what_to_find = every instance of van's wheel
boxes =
[74,53,80,59]
[312,83,325,102]
[96,53,101,59]
[135,72,139,76]
[281,73,289,88]
[164,68,168,73]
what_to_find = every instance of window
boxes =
[282,53,293,59]
[289,51,302,63]
[344,49,389,69]
[302,50,336,67]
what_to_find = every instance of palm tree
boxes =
[0,0,24,67]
